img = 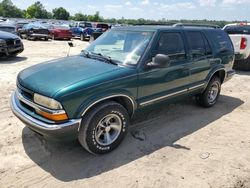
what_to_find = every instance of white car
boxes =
[223,23,250,70]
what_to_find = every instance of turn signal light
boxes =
[36,110,68,121]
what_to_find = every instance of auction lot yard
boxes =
[0,39,250,188]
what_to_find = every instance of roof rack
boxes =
[173,23,221,29]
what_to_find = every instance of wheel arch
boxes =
[80,94,136,119]
[207,68,226,85]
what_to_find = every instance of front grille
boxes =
[17,84,33,101]
[6,39,21,46]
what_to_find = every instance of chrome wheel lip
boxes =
[94,114,122,146]
[208,82,219,104]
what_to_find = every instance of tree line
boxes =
[0,0,240,27]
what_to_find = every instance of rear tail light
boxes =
[240,37,247,50]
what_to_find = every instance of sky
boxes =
[11,0,250,21]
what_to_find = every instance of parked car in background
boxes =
[16,21,29,31]
[0,31,24,57]
[223,23,250,70]
[18,23,49,41]
[0,24,17,35]
[11,24,235,154]
[47,25,72,40]
[90,23,109,42]
[96,23,109,32]
[70,22,94,41]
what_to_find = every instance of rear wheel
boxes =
[196,76,221,108]
[80,33,85,41]
[78,101,130,154]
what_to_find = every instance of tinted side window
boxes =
[187,32,206,58]
[156,32,186,62]
[210,30,233,53]
[204,36,212,55]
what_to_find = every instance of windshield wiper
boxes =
[81,51,119,65]
[90,52,118,65]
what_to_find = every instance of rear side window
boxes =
[224,25,250,35]
[155,32,186,62]
[186,31,207,58]
[209,30,233,53]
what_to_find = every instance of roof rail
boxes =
[173,23,221,29]
[133,22,176,26]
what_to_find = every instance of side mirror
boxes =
[68,42,74,47]
[149,54,170,68]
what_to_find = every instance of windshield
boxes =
[0,27,15,33]
[224,25,250,35]
[85,30,154,65]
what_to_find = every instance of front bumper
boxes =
[30,33,49,38]
[10,92,81,140]
[0,44,24,56]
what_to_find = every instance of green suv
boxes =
[11,24,235,154]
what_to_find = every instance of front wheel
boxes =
[196,76,221,108]
[78,101,130,154]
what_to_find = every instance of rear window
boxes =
[224,25,250,35]
[97,24,109,29]
[209,30,234,53]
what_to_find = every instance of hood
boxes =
[0,31,19,39]
[18,55,126,98]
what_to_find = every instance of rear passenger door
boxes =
[186,31,212,88]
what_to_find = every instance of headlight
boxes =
[0,39,6,47]
[33,93,68,121]
[34,93,63,110]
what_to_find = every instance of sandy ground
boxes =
[0,39,250,188]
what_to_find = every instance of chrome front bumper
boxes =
[11,92,81,139]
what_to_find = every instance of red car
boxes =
[48,25,72,40]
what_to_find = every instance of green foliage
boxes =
[72,11,103,22]
[52,7,70,20]
[72,13,88,21]
[25,1,50,19]
[0,0,24,18]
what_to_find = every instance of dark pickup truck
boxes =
[11,24,235,154]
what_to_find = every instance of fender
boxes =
[75,90,136,119]
[204,66,226,89]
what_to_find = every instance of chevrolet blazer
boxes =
[11,24,235,154]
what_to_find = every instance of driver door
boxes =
[137,31,190,107]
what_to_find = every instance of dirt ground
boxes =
[0,39,250,188]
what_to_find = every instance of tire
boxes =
[89,36,94,43]
[44,37,48,41]
[196,76,221,108]
[78,101,130,154]
[80,33,85,41]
